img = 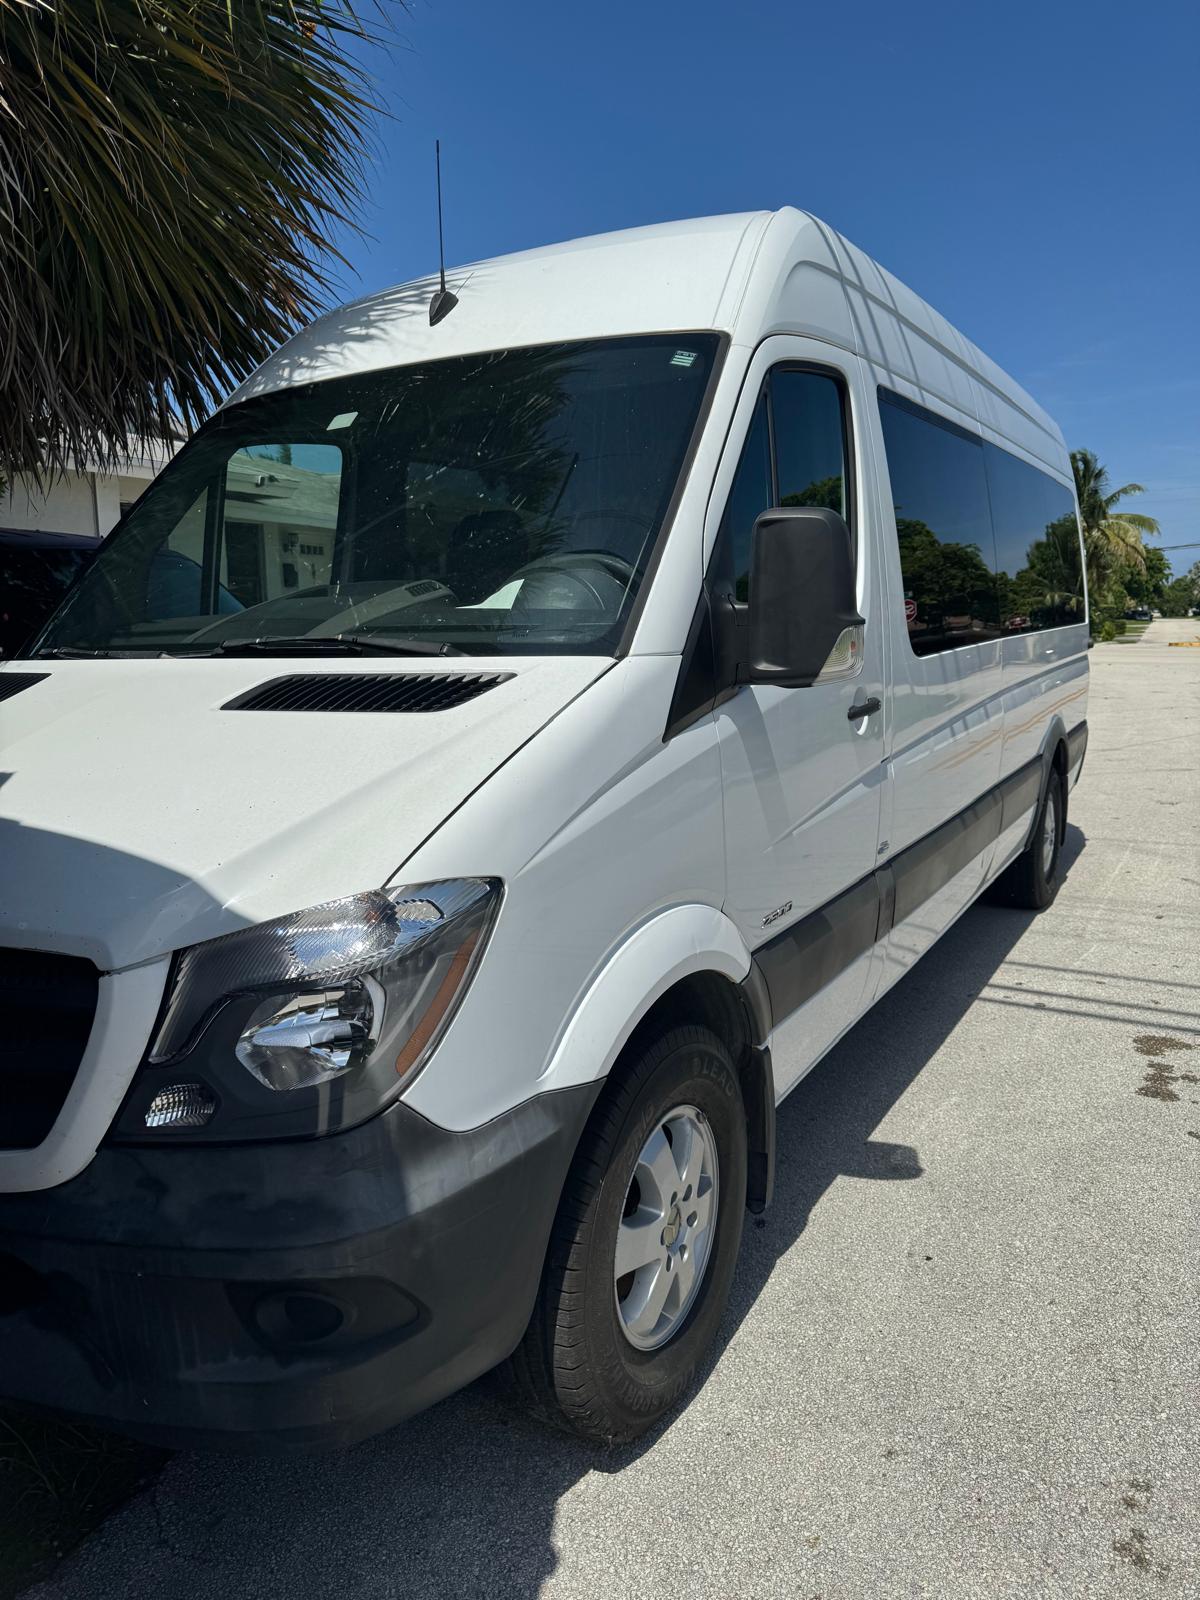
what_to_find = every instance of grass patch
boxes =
[0,1408,166,1598]
[1113,621,1152,643]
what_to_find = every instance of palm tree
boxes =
[0,2,388,486]
[1070,448,1161,569]
[1069,449,1161,615]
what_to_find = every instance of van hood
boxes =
[0,657,609,970]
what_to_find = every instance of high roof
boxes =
[230,208,1065,475]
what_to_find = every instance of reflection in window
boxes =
[33,336,720,657]
[878,391,999,655]
[722,393,772,602]
[773,369,847,517]
[221,444,342,607]
[720,369,848,602]
[984,444,1082,632]
[149,487,241,618]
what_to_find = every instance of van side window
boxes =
[138,444,343,621]
[773,370,848,520]
[148,486,241,619]
[720,369,850,602]
[221,444,342,608]
[877,389,998,655]
[722,391,771,602]
[983,443,1083,632]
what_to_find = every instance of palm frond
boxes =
[0,0,395,483]
[1071,447,1161,552]
[1096,518,1152,567]
[1112,511,1161,536]
[1102,481,1148,515]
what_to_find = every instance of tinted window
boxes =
[984,444,1082,632]
[878,390,998,655]
[222,443,342,606]
[146,551,243,619]
[33,336,720,658]
[774,370,848,517]
[721,392,771,601]
[720,369,849,602]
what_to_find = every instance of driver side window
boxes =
[718,367,851,602]
[220,444,342,606]
[139,443,343,624]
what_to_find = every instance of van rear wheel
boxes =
[511,1024,746,1443]
[992,766,1066,910]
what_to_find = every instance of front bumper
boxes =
[0,1084,597,1452]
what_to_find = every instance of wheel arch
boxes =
[537,905,776,1212]
[1028,716,1071,850]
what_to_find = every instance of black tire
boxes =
[991,765,1066,910]
[510,1023,747,1444]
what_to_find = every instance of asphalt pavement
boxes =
[27,619,1200,1600]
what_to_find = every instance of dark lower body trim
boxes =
[1068,720,1088,779]
[750,729,1085,1032]
[0,1084,599,1451]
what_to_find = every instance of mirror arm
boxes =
[708,589,743,693]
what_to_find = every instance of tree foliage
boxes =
[896,521,997,626]
[1121,545,1171,608]
[1021,513,1087,616]
[1158,563,1200,618]
[1070,447,1160,582]
[781,474,845,513]
[0,1,388,484]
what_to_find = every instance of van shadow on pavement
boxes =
[721,821,1085,1352]
[26,829,1085,1600]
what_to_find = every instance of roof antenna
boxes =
[428,140,458,326]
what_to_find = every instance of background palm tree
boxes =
[0,1,390,487]
[1070,448,1161,617]
[1071,447,1160,566]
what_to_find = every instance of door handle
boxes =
[847,696,881,721]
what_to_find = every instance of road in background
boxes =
[27,620,1200,1600]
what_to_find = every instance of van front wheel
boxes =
[512,1024,747,1443]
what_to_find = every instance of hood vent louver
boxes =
[224,671,514,714]
[0,673,49,704]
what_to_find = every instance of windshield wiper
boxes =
[213,634,466,658]
[36,646,170,659]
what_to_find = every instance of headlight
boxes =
[235,980,384,1091]
[115,879,501,1142]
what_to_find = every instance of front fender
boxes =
[536,904,753,1096]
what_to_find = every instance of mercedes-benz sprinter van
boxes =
[0,210,1089,1449]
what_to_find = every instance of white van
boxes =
[0,210,1089,1450]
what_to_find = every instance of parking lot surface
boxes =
[27,620,1200,1599]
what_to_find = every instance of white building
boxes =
[0,440,179,540]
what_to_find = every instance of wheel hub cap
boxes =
[614,1104,720,1352]
[1042,789,1058,875]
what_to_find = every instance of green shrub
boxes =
[1099,620,1117,642]
[1114,617,1127,635]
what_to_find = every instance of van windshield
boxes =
[31,335,721,659]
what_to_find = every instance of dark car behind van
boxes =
[0,528,99,659]
[2,530,246,658]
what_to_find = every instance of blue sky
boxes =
[335,0,1200,566]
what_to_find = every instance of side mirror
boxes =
[744,506,863,686]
